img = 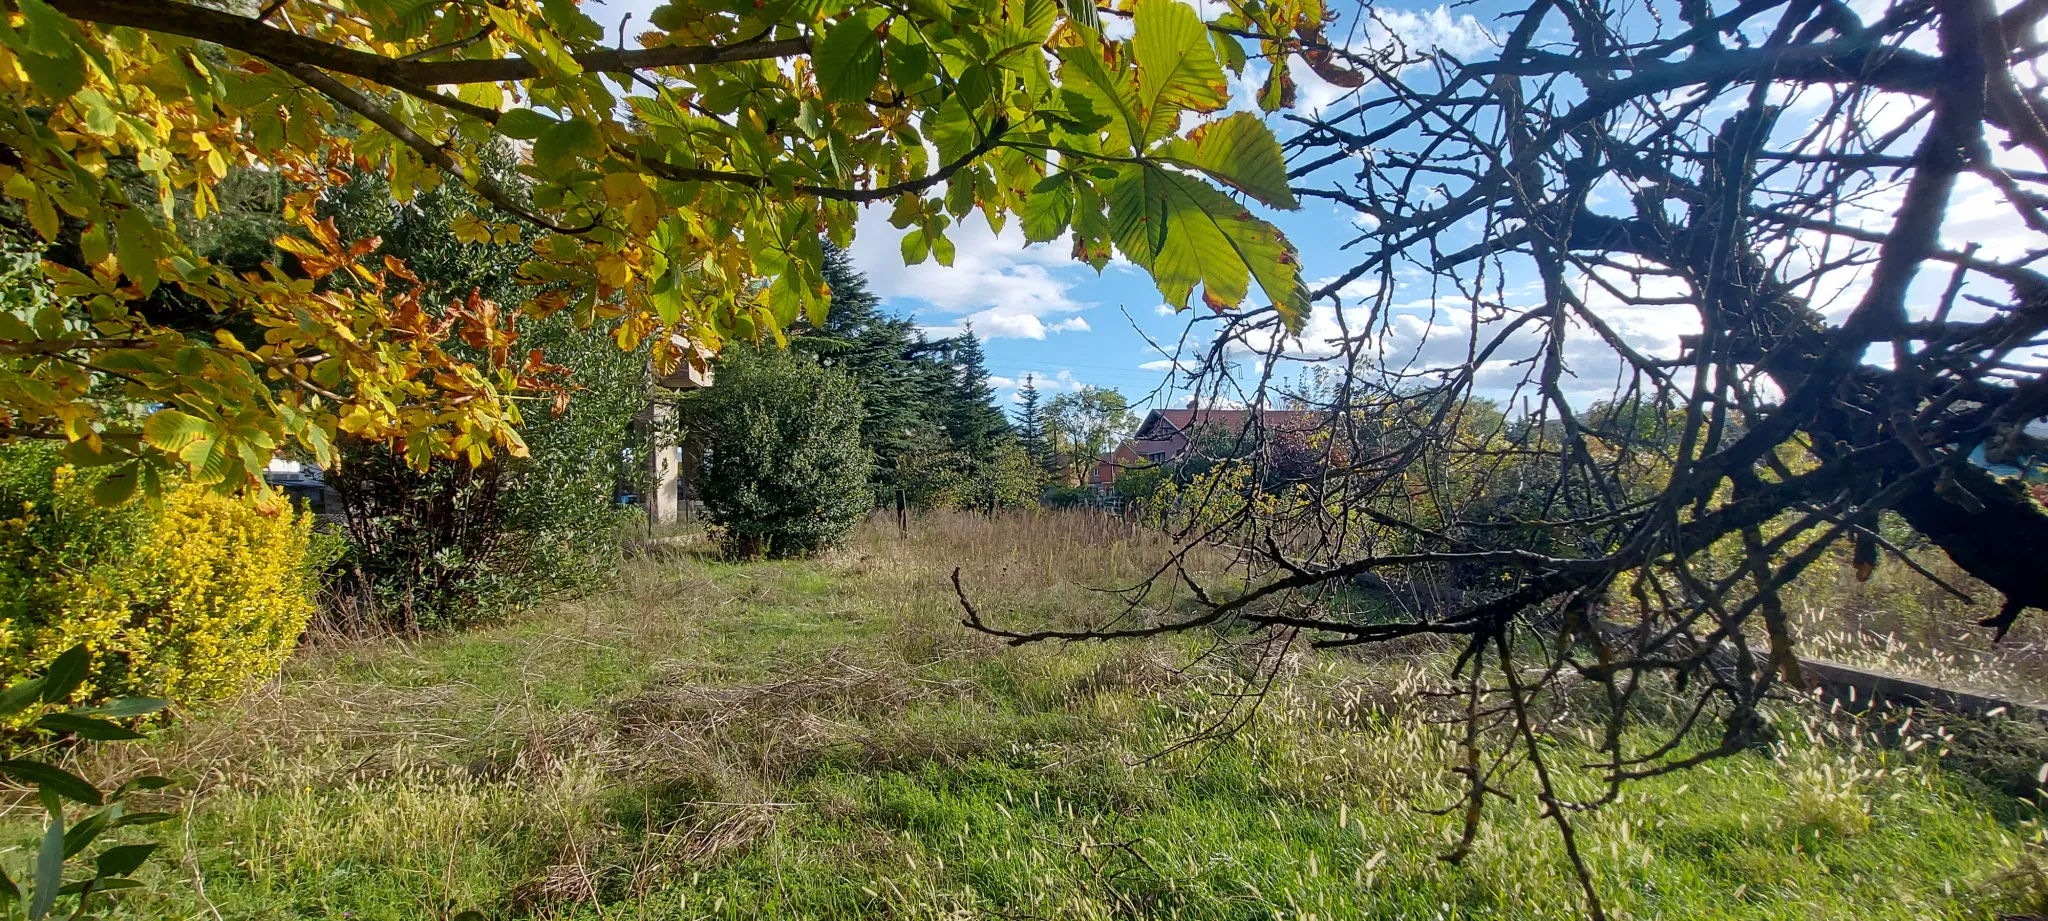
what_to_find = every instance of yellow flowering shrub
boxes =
[0,445,316,707]
[120,487,317,701]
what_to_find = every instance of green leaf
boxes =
[931,232,955,267]
[0,857,18,905]
[0,761,102,806]
[496,108,557,140]
[648,281,683,327]
[76,698,167,720]
[886,34,929,87]
[94,843,157,879]
[40,646,89,705]
[107,811,173,829]
[142,408,211,454]
[14,0,77,56]
[1131,0,1228,144]
[0,678,46,717]
[5,0,84,101]
[900,227,929,265]
[1107,164,1306,325]
[1163,112,1298,210]
[1258,59,1294,113]
[60,804,110,859]
[814,9,887,104]
[1212,30,1248,76]
[1058,46,1142,156]
[925,96,979,166]
[30,801,61,920]
[533,118,602,172]
[60,876,138,895]
[1021,174,1074,242]
[1062,0,1101,31]
[110,775,173,800]
[647,2,690,31]
[113,208,160,295]
[35,714,143,742]
[90,465,138,507]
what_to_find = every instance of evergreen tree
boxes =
[812,243,950,495]
[1014,374,1048,466]
[936,325,1010,453]
[805,246,1025,509]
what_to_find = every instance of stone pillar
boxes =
[645,399,680,526]
[644,337,715,526]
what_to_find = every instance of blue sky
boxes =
[589,0,2039,418]
[588,0,1504,415]
[829,4,1501,415]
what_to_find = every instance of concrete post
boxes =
[644,336,715,527]
[645,400,680,526]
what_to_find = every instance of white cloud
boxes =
[847,209,1094,340]
[1368,7,1495,58]
[1276,6,1500,116]
[993,367,1091,404]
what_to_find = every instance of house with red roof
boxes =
[1090,406,1322,490]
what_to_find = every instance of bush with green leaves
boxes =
[0,645,172,921]
[688,346,871,559]
[310,161,647,631]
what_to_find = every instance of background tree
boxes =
[686,345,870,559]
[810,247,1026,509]
[933,326,1010,455]
[1043,386,1136,485]
[1014,374,1049,469]
[1,0,1316,495]
[812,243,950,500]
[956,0,2048,915]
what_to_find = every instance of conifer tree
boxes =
[936,327,1010,455]
[1014,375,1049,467]
[812,244,950,494]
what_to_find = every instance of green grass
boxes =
[19,513,2042,920]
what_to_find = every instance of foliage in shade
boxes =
[688,346,872,559]
[314,159,648,631]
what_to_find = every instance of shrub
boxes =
[125,486,317,701]
[688,345,871,559]
[316,159,648,632]
[0,444,316,706]
[895,438,1045,512]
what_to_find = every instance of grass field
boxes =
[14,512,2043,920]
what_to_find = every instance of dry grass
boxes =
[1787,536,2048,702]
[5,509,2037,920]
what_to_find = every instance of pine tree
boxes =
[805,245,1024,509]
[1014,374,1048,465]
[812,243,949,494]
[936,325,1010,454]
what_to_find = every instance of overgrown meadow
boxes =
[10,512,2037,921]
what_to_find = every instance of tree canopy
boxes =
[809,243,1018,505]
[0,0,1321,498]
